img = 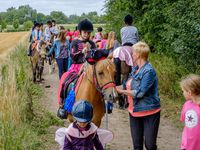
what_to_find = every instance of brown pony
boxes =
[30,40,46,82]
[67,58,118,127]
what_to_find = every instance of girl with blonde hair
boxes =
[106,31,120,53]
[180,74,200,150]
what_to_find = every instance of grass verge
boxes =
[0,42,62,150]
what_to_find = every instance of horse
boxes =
[30,40,46,82]
[112,46,133,108]
[67,58,118,127]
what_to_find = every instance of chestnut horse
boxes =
[67,58,118,127]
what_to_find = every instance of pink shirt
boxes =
[99,39,107,49]
[180,100,200,150]
[126,79,160,117]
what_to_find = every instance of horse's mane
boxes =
[85,58,115,81]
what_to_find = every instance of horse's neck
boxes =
[76,73,101,102]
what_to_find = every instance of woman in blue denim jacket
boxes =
[47,31,70,79]
[116,41,160,150]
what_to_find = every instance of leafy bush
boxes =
[104,0,200,72]
[13,19,19,29]
[1,21,7,31]
[23,21,33,31]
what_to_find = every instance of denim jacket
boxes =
[47,39,70,58]
[130,62,160,112]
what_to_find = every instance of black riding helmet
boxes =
[97,27,103,32]
[124,14,133,25]
[78,19,93,32]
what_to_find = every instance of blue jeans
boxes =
[56,58,68,79]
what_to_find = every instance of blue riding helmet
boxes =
[72,100,93,123]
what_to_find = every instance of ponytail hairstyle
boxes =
[58,31,66,43]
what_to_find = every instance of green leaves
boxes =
[104,0,200,71]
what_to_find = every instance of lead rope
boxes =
[104,100,108,150]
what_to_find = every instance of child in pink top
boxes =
[180,74,200,150]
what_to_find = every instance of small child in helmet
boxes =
[56,100,104,150]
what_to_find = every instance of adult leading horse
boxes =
[67,58,118,127]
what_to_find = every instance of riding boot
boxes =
[27,44,32,56]
[114,58,121,86]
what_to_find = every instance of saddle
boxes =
[60,72,79,105]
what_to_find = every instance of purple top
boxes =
[70,39,96,64]
[63,122,104,150]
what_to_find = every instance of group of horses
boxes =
[28,34,132,127]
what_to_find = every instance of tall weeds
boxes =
[0,43,41,150]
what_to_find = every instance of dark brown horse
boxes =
[30,40,46,82]
[67,59,118,127]
[110,46,133,108]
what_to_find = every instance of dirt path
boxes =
[41,64,181,150]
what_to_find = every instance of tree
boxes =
[23,21,33,31]
[50,11,67,24]
[13,19,19,30]
[1,21,7,31]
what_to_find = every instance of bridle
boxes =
[92,62,116,94]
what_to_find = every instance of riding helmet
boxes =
[78,19,93,32]
[97,27,103,32]
[72,100,93,122]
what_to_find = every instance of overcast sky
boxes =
[0,0,105,16]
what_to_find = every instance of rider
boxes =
[57,19,96,105]
[44,20,53,42]
[120,14,139,46]
[114,14,139,108]
[31,23,43,51]
[51,19,59,39]
[94,27,103,43]
[56,100,104,150]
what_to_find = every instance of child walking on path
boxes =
[180,74,200,150]
[55,100,109,150]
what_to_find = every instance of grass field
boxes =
[0,32,29,62]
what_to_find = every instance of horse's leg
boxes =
[121,62,132,108]
[31,59,37,83]
[92,101,104,127]
[33,66,37,83]
[39,58,44,82]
